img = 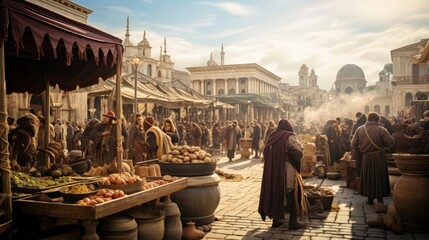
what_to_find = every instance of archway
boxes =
[364,105,370,114]
[218,89,224,95]
[228,88,236,94]
[30,95,44,116]
[345,86,354,94]
[385,105,390,117]
[374,105,381,114]
[405,92,413,106]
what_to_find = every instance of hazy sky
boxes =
[73,0,429,90]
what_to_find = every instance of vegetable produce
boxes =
[160,146,215,164]
[12,171,74,189]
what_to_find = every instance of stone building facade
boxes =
[391,39,429,117]
[187,45,282,121]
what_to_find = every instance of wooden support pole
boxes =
[115,47,123,173]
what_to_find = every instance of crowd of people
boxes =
[6,107,429,229]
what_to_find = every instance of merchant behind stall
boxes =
[91,111,129,166]
[144,116,173,160]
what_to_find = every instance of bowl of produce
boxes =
[98,173,144,194]
[59,184,98,203]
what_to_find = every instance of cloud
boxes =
[105,6,133,14]
[201,1,254,16]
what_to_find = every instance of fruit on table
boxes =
[98,173,143,185]
[75,189,126,206]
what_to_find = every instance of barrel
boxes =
[171,173,221,226]
[97,215,138,240]
[28,225,81,240]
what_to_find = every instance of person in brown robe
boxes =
[351,112,395,205]
[128,114,145,164]
[226,120,241,162]
[191,122,202,147]
[391,121,408,153]
[258,119,306,229]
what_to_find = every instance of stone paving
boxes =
[203,154,429,240]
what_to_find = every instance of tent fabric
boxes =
[0,0,123,94]
[87,76,214,108]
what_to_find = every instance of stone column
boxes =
[235,79,239,94]
[213,79,217,95]
[225,79,229,94]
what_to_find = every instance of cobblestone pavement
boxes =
[203,153,429,240]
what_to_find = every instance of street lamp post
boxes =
[131,57,141,124]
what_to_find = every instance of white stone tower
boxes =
[299,64,309,87]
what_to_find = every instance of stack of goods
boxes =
[300,143,316,177]
[10,160,76,178]
[339,152,352,180]
[135,164,161,178]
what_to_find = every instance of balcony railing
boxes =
[394,75,429,85]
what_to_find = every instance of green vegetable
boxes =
[11,171,74,189]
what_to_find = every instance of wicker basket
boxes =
[306,195,334,211]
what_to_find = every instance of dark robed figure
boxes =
[258,119,307,228]
[351,112,394,205]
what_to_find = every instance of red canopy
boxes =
[0,0,123,94]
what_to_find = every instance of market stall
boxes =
[15,178,188,240]
[0,0,121,237]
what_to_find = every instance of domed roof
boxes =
[336,64,365,81]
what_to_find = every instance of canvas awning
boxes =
[0,0,123,94]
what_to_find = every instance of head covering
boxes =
[103,111,117,120]
[424,110,429,117]
[277,119,293,132]
[144,116,155,126]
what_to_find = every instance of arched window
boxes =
[218,89,224,95]
[206,90,211,95]
[240,79,246,84]
[345,86,354,94]
[365,105,370,114]
[385,105,390,117]
[147,64,152,77]
[374,105,381,114]
[405,92,413,106]
[158,70,162,78]
[241,89,246,93]
[228,88,236,94]
[207,81,211,86]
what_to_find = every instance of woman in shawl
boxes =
[258,119,307,229]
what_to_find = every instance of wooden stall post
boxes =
[43,76,51,167]
[0,40,13,237]
[115,47,123,173]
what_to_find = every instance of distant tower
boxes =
[137,30,151,58]
[221,43,225,65]
[207,52,218,66]
[299,64,309,87]
[123,16,133,47]
[308,68,318,87]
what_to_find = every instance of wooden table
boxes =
[15,178,188,240]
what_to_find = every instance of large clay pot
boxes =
[159,196,183,240]
[123,207,165,240]
[97,215,138,240]
[171,173,221,226]
[392,153,429,233]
